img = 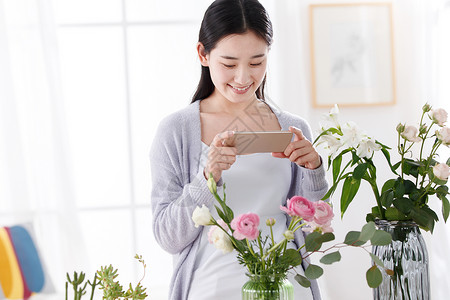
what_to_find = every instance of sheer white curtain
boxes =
[427,1,450,300]
[0,0,87,295]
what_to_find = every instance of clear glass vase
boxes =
[241,273,294,300]
[372,220,429,300]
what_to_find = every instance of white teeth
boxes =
[231,84,251,91]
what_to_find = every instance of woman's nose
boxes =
[234,66,251,85]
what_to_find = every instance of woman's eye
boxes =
[223,64,235,68]
[250,62,263,67]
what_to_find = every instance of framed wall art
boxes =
[309,3,396,107]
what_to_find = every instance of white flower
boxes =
[301,221,333,234]
[401,125,421,143]
[208,220,234,254]
[429,108,448,126]
[356,137,382,159]
[437,127,450,146]
[433,163,450,181]
[318,134,343,157]
[192,205,213,228]
[320,104,340,129]
[341,121,365,148]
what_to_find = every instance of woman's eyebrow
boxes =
[220,53,266,60]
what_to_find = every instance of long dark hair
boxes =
[191,0,273,103]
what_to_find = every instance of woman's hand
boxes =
[272,126,322,169]
[204,131,237,182]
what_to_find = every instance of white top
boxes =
[187,143,313,300]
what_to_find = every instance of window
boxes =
[54,0,211,297]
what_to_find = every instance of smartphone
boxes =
[225,131,293,155]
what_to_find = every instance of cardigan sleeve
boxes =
[149,115,214,255]
[288,115,329,202]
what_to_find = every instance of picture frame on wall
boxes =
[309,3,396,108]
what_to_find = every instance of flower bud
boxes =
[422,103,432,112]
[396,123,405,134]
[419,124,428,135]
[207,173,217,194]
[266,218,276,226]
[283,230,295,241]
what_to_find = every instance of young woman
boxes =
[150,1,328,299]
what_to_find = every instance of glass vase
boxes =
[242,273,294,300]
[372,220,429,300]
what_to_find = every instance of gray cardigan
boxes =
[150,100,328,300]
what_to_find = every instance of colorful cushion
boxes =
[0,224,53,299]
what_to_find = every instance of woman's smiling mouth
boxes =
[228,83,252,94]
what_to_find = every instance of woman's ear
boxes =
[196,42,209,67]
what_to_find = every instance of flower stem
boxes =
[257,236,266,270]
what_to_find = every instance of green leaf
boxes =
[402,159,421,178]
[436,185,449,197]
[340,176,361,217]
[393,197,413,215]
[215,205,228,223]
[385,207,409,221]
[422,205,439,221]
[294,274,311,288]
[305,232,335,252]
[332,154,342,183]
[317,232,335,244]
[380,190,394,208]
[305,264,324,280]
[351,151,360,165]
[366,265,383,288]
[304,231,322,252]
[320,251,341,265]
[371,206,381,218]
[343,231,365,246]
[321,185,337,200]
[403,180,417,194]
[393,179,406,198]
[366,213,376,223]
[438,194,450,222]
[369,253,384,267]
[380,147,399,175]
[359,222,376,243]
[381,179,396,194]
[353,163,368,180]
[410,206,434,232]
[370,230,392,246]
[280,249,302,267]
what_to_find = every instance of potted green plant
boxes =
[65,254,148,300]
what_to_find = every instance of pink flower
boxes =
[429,108,448,126]
[313,201,334,225]
[280,196,315,221]
[230,213,260,240]
[433,163,450,181]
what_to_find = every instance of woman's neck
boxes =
[201,91,260,116]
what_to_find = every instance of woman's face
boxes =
[200,31,269,105]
